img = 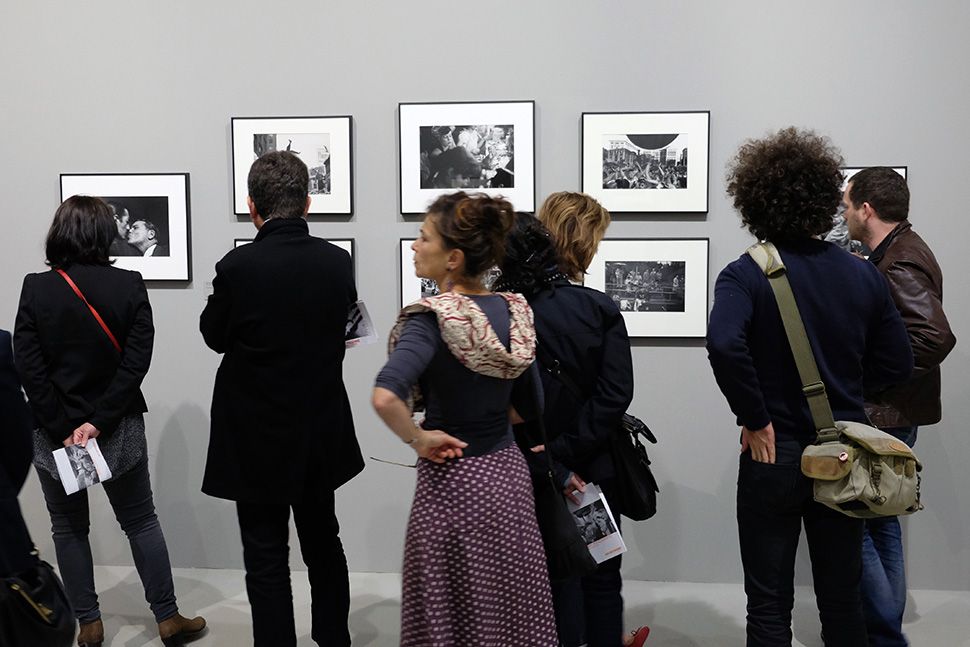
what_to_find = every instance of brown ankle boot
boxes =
[77,618,104,646]
[158,613,207,646]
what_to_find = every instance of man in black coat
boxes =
[200,151,363,647]
[0,329,36,577]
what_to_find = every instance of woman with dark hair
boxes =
[707,128,912,645]
[372,192,557,646]
[14,195,206,647]
[497,196,648,647]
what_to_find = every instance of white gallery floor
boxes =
[83,566,970,646]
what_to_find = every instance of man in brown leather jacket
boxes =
[844,166,956,647]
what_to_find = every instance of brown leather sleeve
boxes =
[883,258,956,377]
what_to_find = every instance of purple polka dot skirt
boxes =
[400,444,558,646]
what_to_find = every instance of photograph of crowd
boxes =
[253,133,331,195]
[573,499,617,544]
[601,133,688,190]
[103,196,170,258]
[605,260,686,312]
[420,278,439,299]
[414,266,499,299]
[419,124,514,189]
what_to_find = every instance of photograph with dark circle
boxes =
[602,134,688,190]
[419,124,514,189]
[573,500,616,544]
[605,260,686,312]
[103,196,170,258]
[253,132,332,195]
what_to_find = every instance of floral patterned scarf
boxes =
[388,292,536,410]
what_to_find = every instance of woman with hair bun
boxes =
[373,191,557,645]
[498,193,648,647]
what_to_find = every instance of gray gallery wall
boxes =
[2,1,968,591]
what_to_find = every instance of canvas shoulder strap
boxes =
[745,243,839,443]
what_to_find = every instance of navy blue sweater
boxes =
[707,239,912,463]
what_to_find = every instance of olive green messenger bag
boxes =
[747,242,922,519]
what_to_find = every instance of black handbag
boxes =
[610,414,660,521]
[527,377,598,582]
[0,560,75,647]
[536,343,660,522]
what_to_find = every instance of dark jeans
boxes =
[737,453,867,646]
[552,478,623,647]
[236,488,350,647]
[862,426,917,647]
[36,457,178,624]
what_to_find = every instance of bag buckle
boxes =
[816,427,841,444]
[802,382,827,397]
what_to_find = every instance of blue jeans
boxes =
[37,457,179,624]
[861,426,917,647]
[551,478,623,647]
[737,453,867,646]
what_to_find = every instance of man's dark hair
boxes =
[726,127,844,242]
[846,167,909,223]
[248,151,309,219]
[46,195,116,268]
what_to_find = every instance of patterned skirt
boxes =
[400,444,558,646]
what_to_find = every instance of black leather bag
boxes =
[536,343,660,523]
[532,470,599,582]
[609,414,660,521]
[0,560,75,647]
[526,376,598,582]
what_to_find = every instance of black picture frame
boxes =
[231,116,354,215]
[60,173,192,282]
[581,111,710,214]
[584,237,710,338]
[398,100,536,214]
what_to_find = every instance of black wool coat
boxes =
[14,265,153,444]
[200,218,363,503]
[527,281,635,483]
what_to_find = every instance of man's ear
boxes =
[303,195,311,217]
[248,196,263,229]
[862,201,878,221]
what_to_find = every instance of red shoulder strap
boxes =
[55,269,122,353]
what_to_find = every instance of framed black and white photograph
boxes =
[825,166,908,253]
[584,238,709,338]
[231,116,353,215]
[582,111,710,214]
[60,173,191,281]
[400,239,439,306]
[399,239,502,307]
[398,101,535,214]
